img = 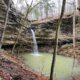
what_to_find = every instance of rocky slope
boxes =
[0,50,48,80]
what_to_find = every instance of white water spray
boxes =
[31,29,39,55]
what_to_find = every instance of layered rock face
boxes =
[0,0,80,53]
[0,16,80,53]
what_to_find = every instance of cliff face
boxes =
[0,14,80,53]
[1,16,80,53]
[0,0,80,53]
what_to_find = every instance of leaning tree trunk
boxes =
[11,0,41,54]
[11,26,22,54]
[11,3,31,54]
[11,0,32,54]
[0,0,10,49]
[49,0,66,80]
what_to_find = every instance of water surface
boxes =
[21,53,80,80]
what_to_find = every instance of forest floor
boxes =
[0,50,48,80]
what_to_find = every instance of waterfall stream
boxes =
[31,29,39,54]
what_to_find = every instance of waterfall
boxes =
[31,29,39,54]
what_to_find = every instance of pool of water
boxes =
[21,53,80,80]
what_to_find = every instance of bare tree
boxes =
[11,0,41,54]
[11,0,33,54]
[49,0,66,80]
[72,0,76,75]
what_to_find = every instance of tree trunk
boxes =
[11,27,22,54]
[49,0,66,80]
[72,0,76,75]
[0,0,10,49]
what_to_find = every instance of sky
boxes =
[12,0,78,19]
[12,0,78,11]
[12,0,39,13]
